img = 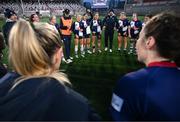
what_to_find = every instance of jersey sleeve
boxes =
[110,74,144,121]
[114,16,119,28]
[116,19,120,29]
[127,19,130,26]
[0,63,7,79]
[90,20,93,31]
[102,16,107,27]
[99,20,103,29]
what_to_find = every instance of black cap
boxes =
[63,9,70,15]
[108,9,114,13]
[4,9,16,18]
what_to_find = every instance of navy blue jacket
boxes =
[2,21,16,45]
[110,62,180,121]
[103,15,118,30]
[0,63,7,79]
[0,72,101,121]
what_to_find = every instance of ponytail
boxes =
[9,19,70,86]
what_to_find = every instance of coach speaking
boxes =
[103,9,118,53]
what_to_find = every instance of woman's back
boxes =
[110,12,180,121]
[0,72,100,121]
[111,65,180,120]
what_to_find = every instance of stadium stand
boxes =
[0,0,86,17]
[125,0,180,15]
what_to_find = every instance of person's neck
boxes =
[145,56,170,66]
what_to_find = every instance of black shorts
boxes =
[130,30,140,39]
[92,32,101,39]
[74,31,83,39]
[74,34,83,39]
[118,30,128,37]
[131,34,139,39]
[84,34,90,38]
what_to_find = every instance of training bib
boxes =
[97,26,101,32]
[123,26,128,31]
[86,26,91,34]
[134,30,139,34]
[79,31,83,36]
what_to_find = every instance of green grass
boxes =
[0,18,5,32]
[0,17,144,120]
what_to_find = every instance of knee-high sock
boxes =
[80,45,84,54]
[75,45,78,55]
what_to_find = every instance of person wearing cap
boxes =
[110,12,180,121]
[60,9,73,64]
[103,9,118,53]
[2,9,17,46]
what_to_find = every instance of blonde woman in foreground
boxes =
[0,19,100,121]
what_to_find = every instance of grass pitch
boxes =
[0,16,144,120]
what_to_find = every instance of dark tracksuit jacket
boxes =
[0,72,101,121]
[103,15,118,49]
[110,61,180,121]
[0,32,7,78]
[2,20,16,46]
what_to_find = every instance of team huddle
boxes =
[1,6,180,121]
[2,8,151,64]
[52,9,151,64]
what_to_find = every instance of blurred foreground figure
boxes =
[110,12,180,121]
[0,20,100,121]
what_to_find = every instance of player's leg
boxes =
[68,36,73,60]
[86,35,92,54]
[104,30,108,51]
[83,37,87,55]
[97,33,102,53]
[123,36,128,51]
[74,34,79,58]
[92,32,96,53]
[109,30,114,53]
[80,36,84,57]
[118,33,122,51]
